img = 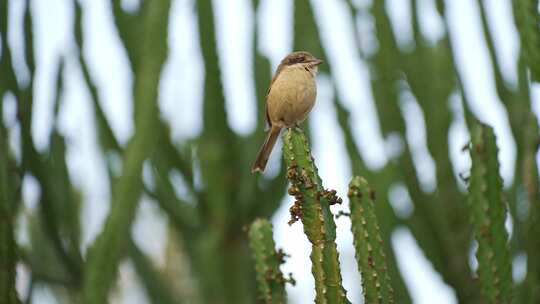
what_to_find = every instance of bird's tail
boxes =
[251,125,282,173]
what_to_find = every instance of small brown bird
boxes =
[251,51,323,173]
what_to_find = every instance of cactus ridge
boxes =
[283,128,350,304]
[248,219,287,304]
[348,176,394,304]
[468,122,512,303]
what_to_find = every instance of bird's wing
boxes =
[264,104,271,130]
[264,65,285,130]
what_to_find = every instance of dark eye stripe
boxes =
[285,55,308,65]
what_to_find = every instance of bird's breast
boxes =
[267,66,317,127]
[271,68,315,101]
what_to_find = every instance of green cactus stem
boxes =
[513,0,540,82]
[81,1,171,303]
[523,112,540,302]
[129,240,179,304]
[0,102,19,304]
[248,219,288,304]
[468,122,512,303]
[282,128,350,304]
[348,176,394,304]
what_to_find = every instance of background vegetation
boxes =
[0,0,539,303]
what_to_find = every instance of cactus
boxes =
[128,240,179,304]
[247,129,396,303]
[348,177,393,304]
[248,219,287,304]
[249,120,518,303]
[3,0,540,303]
[513,0,540,82]
[0,75,19,304]
[82,1,172,303]
[282,128,350,304]
[0,140,19,304]
[467,122,512,303]
[0,3,20,296]
[523,112,540,303]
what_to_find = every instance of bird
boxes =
[251,51,323,173]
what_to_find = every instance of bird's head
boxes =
[280,51,323,74]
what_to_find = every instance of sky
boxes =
[5,0,540,303]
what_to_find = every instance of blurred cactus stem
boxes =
[0,126,19,304]
[468,122,512,303]
[282,128,350,304]
[348,177,394,304]
[248,219,287,304]
[512,0,540,82]
[82,1,171,303]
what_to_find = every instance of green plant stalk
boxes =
[523,112,540,303]
[348,176,394,304]
[397,1,484,301]
[512,0,540,82]
[47,59,84,275]
[332,4,473,286]
[193,1,258,302]
[0,99,19,304]
[402,5,479,298]
[363,1,460,300]
[245,0,284,224]
[0,148,19,304]
[74,1,121,154]
[196,0,236,227]
[0,3,20,302]
[468,122,512,303]
[82,1,171,303]
[282,128,350,304]
[248,219,286,304]
[129,240,179,304]
[8,0,85,287]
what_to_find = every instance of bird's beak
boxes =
[312,59,324,66]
